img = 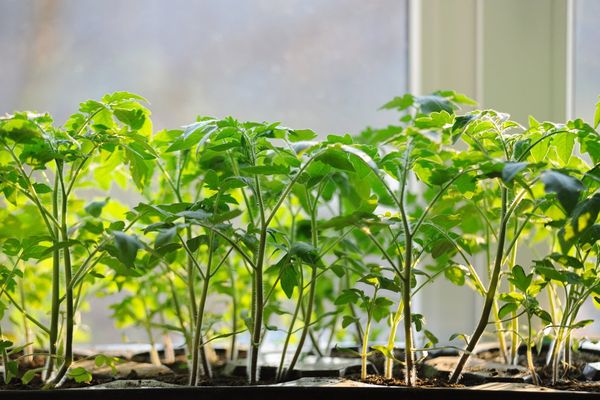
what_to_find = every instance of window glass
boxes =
[0,0,408,135]
[0,0,408,344]
[574,0,600,122]
[572,0,600,336]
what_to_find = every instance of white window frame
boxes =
[408,0,574,342]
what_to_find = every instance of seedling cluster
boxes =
[0,91,598,388]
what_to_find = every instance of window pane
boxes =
[572,0,600,337]
[0,0,408,344]
[0,0,408,134]
[574,0,600,122]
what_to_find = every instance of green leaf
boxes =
[380,94,414,111]
[371,345,395,360]
[240,165,289,175]
[498,302,519,320]
[534,309,553,324]
[280,263,298,299]
[166,120,217,152]
[6,360,18,382]
[178,210,211,220]
[509,265,532,292]
[341,316,360,329]
[67,367,93,383]
[289,242,321,266]
[102,91,148,104]
[412,313,424,331]
[21,368,42,384]
[415,94,455,114]
[553,131,575,164]
[569,193,600,241]
[541,170,584,215]
[32,183,52,194]
[84,198,109,218]
[289,129,317,142]
[335,289,361,306]
[451,114,477,143]
[113,107,146,130]
[0,339,13,351]
[372,297,394,321]
[112,232,143,268]
[423,329,439,347]
[535,265,567,283]
[444,265,466,286]
[449,332,469,344]
[571,319,594,329]
[547,253,583,269]
[316,149,355,172]
[155,227,177,249]
[502,162,528,183]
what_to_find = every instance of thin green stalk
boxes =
[526,314,539,385]
[485,213,509,364]
[140,293,161,366]
[398,153,415,387]
[249,174,267,384]
[308,328,323,357]
[492,299,509,364]
[346,273,364,344]
[285,190,319,379]
[46,172,60,381]
[0,324,10,384]
[229,263,238,361]
[384,300,403,379]
[2,291,50,334]
[52,162,74,385]
[189,233,214,385]
[4,144,59,235]
[276,263,304,382]
[550,286,572,384]
[361,306,374,381]
[450,187,508,383]
[166,271,192,356]
[19,278,34,365]
[509,236,520,364]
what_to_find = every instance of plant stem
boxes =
[189,234,214,385]
[52,162,74,385]
[229,263,238,361]
[285,189,319,379]
[249,170,268,384]
[346,273,364,345]
[0,324,10,384]
[491,299,509,364]
[166,272,192,356]
[361,311,373,381]
[276,263,303,382]
[449,187,508,383]
[526,314,539,385]
[398,152,415,386]
[384,300,403,379]
[141,293,161,367]
[46,172,60,381]
[19,280,34,365]
[509,227,520,364]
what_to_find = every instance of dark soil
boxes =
[359,374,464,388]
[3,344,600,392]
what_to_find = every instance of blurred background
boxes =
[0,0,598,344]
[0,0,408,133]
